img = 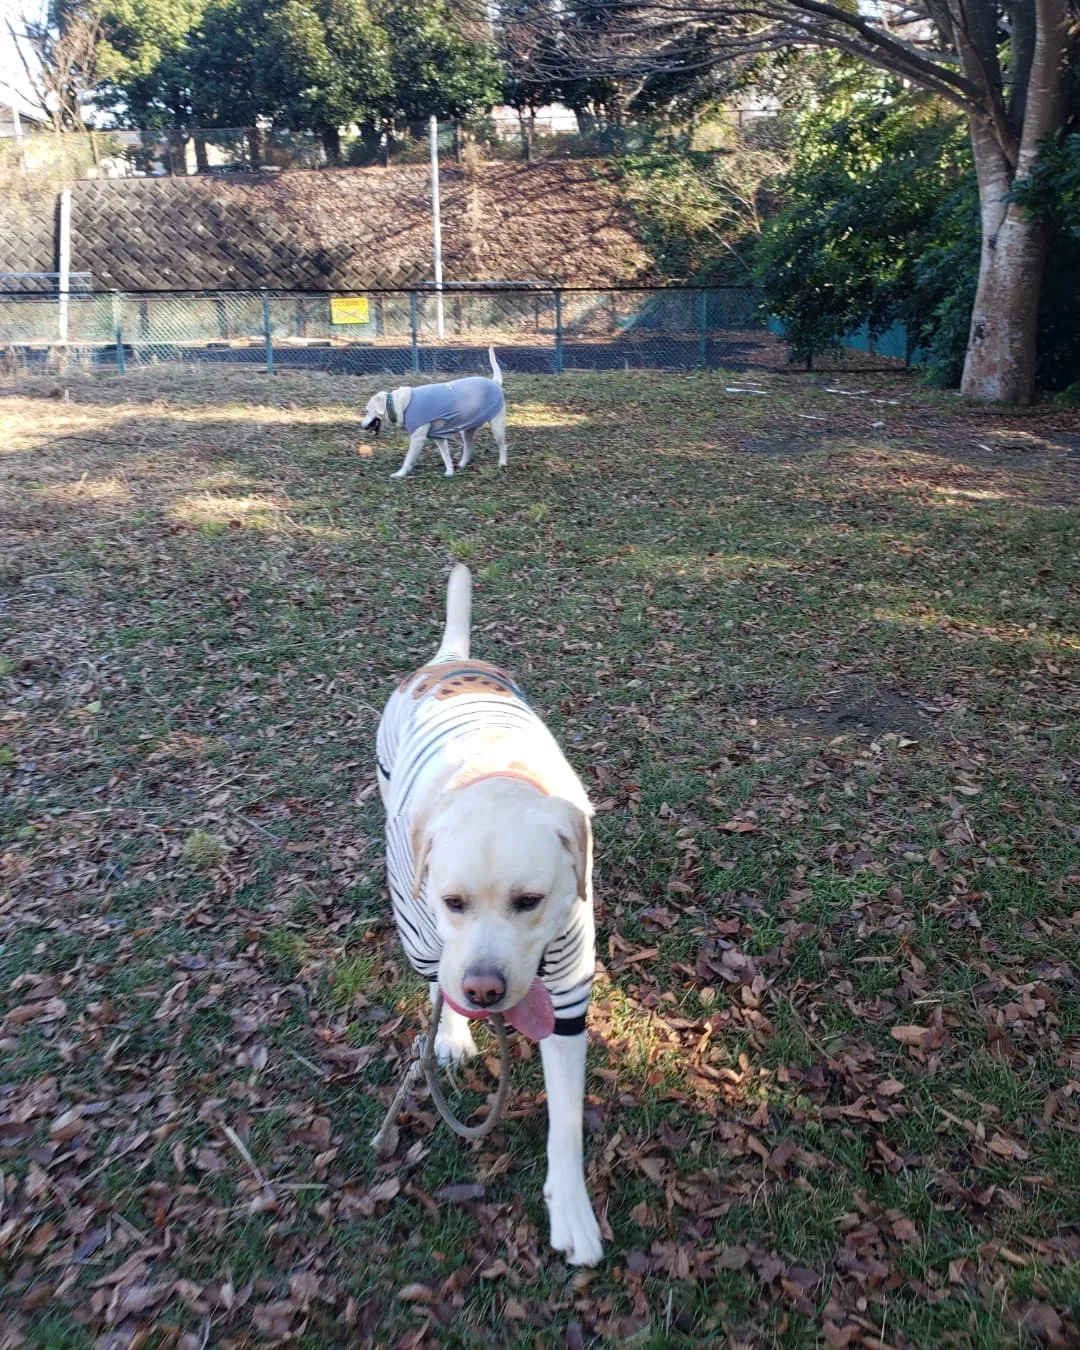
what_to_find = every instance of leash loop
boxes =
[371,988,511,1158]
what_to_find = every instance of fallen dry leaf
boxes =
[433,1182,484,1204]
[398,1284,435,1303]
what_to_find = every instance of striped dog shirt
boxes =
[376,655,595,1032]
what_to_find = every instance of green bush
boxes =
[910,173,980,387]
[754,61,1080,390]
[610,143,787,284]
[752,68,967,367]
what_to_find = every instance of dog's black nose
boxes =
[462,967,506,1008]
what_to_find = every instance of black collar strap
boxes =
[386,391,399,425]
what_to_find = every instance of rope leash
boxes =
[371,988,511,1158]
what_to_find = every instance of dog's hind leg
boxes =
[390,427,430,479]
[458,428,476,468]
[430,982,477,1064]
[434,439,455,477]
[541,1032,603,1265]
[490,408,509,467]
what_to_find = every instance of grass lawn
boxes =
[1,364,1078,1348]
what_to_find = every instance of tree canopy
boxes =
[376,0,502,126]
[93,0,500,149]
[495,0,1078,401]
[6,0,103,129]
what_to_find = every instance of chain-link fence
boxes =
[7,112,785,181]
[0,284,780,376]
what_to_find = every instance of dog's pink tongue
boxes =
[504,978,555,1041]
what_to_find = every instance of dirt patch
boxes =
[773,690,936,738]
[972,427,1080,457]
[739,433,826,457]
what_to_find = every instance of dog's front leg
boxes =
[541,1031,603,1266]
[429,982,477,1064]
[390,428,429,479]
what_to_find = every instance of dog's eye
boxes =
[443,895,466,913]
[513,893,544,914]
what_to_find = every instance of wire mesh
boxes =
[0,285,772,377]
[22,116,783,182]
[0,285,103,347]
[560,288,765,370]
[117,292,261,366]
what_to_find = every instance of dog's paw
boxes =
[389,471,407,480]
[443,469,454,477]
[545,1178,603,1267]
[434,1016,478,1066]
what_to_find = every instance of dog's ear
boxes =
[410,794,448,900]
[546,798,592,903]
[410,810,433,901]
[370,391,389,417]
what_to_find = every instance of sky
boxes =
[0,0,47,115]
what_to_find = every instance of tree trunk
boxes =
[167,130,188,175]
[518,109,534,162]
[959,0,1074,403]
[960,141,1048,403]
[355,122,381,164]
[247,127,266,169]
[321,125,342,166]
[194,134,209,173]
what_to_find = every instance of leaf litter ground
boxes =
[0,365,1078,1348]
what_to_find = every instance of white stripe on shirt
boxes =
[377,656,594,1023]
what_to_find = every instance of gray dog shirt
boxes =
[401,377,504,438]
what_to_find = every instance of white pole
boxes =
[429,114,444,339]
[58,186,71,344]
[12,104,23,140]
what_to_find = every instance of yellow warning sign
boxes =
[330,296,370,325]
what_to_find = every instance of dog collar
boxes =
[457,768,551,795]
[386,391,399,426]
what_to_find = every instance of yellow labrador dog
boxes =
[376,565,603,1266]
[360,348,508,479]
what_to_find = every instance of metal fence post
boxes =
[410,290,420,373]
[698,289,708,369]
[57,187,72,344]
[554,288,563,375]
[261,289,274,374]
[112,292,125,375]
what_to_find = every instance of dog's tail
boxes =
[436,564,472,660]
[488,345,503,387]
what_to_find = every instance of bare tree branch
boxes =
[495,0,1069,165]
